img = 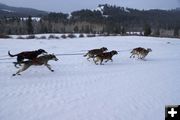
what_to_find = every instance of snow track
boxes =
[0,36,180,120]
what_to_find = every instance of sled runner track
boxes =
[0,57,14,60]
[0,55,9,58]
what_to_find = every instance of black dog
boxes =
[8,49,47,67]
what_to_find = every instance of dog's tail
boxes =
[8,51,17,57]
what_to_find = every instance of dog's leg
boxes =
[13,64,30,76]
[133,54,135,58]
[13,69,22,76]
[105,59,109,62]
[93,57,95,62]
[14,64,19,68]
[133,53,137,58]
[45,64,54,72]
[87,54,94,61]
[17,57,23,66]
[130,54,133,58]
[13,62,20,68]
[100,59,104,65]
[137,53,139,59]
[141,55,146,60]
[87,55,92,61]
[130,53,135,58]
[105,59,110,63]
[110,58,113,62]
[140,56,146,61]
[138,53,143,59]
[93,57,99,65]
[95,61,98,65]
[87,57,90,61]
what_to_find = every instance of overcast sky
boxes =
[0,0,180,13]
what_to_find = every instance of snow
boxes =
[0,36,180,120]
[1,9,14,13]
[94,5,109,18]
[125,8,130,13]
[21,17,41,21]
[126,31,143,35]
[95,6,104,14]
[67,13,72,19]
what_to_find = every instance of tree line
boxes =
[0,4,180,37]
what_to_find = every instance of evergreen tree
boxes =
[74,26,79,33]
[121,26,126,35]
[174,26,179,37]
[26,16,33,34]
[144,24,151,36]
[154,28,160,36]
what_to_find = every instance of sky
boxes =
[0,0,180,13]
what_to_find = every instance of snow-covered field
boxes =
[0,36,180,120]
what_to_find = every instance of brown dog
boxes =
[93,50,118,65]
[130,47,152,59]
[84,47,108,61]
[8,49,47,67]
[12,54,58,76]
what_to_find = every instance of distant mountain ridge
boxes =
[175,7,180,11]
[0,3,180,37]
[0,3,48,17]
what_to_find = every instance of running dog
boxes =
[8,49,47,67]
[84,47,108,61]
[130,47,152,59]
[12,54,58,76]
[93,50,118,65]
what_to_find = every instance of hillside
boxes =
[0,3,48,17]
[0,3,180,37]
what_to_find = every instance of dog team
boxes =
[8,47,152,76]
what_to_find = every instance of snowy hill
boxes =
[0,36,180,120]
[0,3,47,17]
